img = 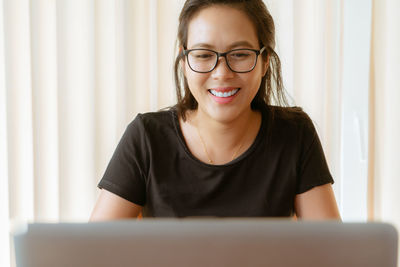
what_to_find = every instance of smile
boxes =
[209,88,240,98]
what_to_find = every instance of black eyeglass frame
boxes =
[183,46,266,73]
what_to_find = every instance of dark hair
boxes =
[174,0,290,120]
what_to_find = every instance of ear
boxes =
[262,53,270,77]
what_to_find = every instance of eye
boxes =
[190,50,215,60]
[196,54,213,59]
[230,51,251,59]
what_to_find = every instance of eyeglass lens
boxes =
[187,49,258,73]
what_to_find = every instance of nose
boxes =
[211,57,234,79]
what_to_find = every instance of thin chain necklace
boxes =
[195,124,245,165]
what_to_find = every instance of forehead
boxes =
[187,5,259,49]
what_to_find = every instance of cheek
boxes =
[246,68,263,89]
[185,66,208,89]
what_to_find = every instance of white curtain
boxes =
[370,0,400,227]
[269,0,372,220]
[1,0,399,266]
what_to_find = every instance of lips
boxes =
[209,88,240,97]
[208,87,240,104]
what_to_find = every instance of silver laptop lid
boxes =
[13,219,398,267]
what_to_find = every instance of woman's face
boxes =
[183,5,267,123]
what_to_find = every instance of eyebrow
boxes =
[190,41,256,50]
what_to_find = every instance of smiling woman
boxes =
[90,0,340,220]
[181,5,266,126]
[2,0,400,266]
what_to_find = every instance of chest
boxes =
[143,156,297,217]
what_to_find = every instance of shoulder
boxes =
[261,105,318,151]
[123,108,178,145]
[128,108,175,131]
[136,108,174,123]
[265,105,314,131]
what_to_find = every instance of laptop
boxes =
[13,218,398,267]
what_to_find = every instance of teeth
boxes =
[210,88,239,98]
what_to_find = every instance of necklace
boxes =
[195,124,244,165]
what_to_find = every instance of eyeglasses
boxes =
[183,46,266,73]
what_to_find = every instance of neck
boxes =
[189,107,261,164]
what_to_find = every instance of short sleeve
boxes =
[97,115,148,206]
[296,114,334,194]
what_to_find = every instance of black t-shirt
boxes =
[98,105,334,217]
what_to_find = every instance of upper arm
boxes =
[89,189,143,221]
[294,183,341,220]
